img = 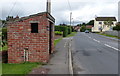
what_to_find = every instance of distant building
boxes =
[73,26,80,32]
[86,25,93,29]
[92,17,117,32]
[118,1,120,22]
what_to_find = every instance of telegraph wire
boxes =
[67,0,72,12]
[8,0,17,16]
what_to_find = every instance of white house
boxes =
[92,17,117,32]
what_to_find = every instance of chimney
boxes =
[46,0,51,14]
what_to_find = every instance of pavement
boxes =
[29,37,73,74]
[29,32,119,75]
[72,32,118,74]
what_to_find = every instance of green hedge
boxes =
[113,25,120,31]
[63,27,68,37]
[55,26,72,37]
[68,26,72,34]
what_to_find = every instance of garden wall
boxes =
[103,31,120,37]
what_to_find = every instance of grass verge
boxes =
[2,62,41,75]
[54,38,63,46]
[97,33,120,39]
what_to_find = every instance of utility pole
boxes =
[70,12,72,33]
[70,12,72,26]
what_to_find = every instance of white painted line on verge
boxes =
[104,44,120,51]
[68,43,73,75]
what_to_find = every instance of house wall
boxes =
[92,20,117,32]
[7,14,52,63]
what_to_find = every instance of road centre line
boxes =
[104,44,120,51]
[93,39,100,43]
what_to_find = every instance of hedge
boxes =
[113,25,120,31]
[63,27,68,37]
[55,26,72,37]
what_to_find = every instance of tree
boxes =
[113,22,120,31]
[80,26,86,32]
[87,20,94,25]
[82,23,86,26]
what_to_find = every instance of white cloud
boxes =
[0,0,119,25]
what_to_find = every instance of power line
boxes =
[67,0,72,12]
[8,0,17,16]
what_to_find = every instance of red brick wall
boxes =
[7,13,53,63]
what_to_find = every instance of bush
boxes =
[68,26,72,34]
[55,31,63,35]
[80,26,86,32]
[2,28,7,47]
[55,26,64,31]
[63,26,68,37]
[55,26,69,37]
[113,25,120,31]
[86,28,91,32]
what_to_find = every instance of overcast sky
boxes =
[0,0,119,25]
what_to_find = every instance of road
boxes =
[71,32,119,74]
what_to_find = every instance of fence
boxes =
[103,31,120,37]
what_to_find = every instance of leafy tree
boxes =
[82,23,86,26]
[87,20,94,25]
[113,23,120,31]
[80,26,86,32]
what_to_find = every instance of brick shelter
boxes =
[7,12,55,63]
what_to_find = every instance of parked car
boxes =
[85,30,89,33]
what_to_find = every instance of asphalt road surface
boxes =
[72,32,119,74]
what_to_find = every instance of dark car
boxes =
[85,30,89,33]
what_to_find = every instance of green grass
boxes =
[66,32,77,37]
[54,38,63,46]
[0,45,8,51]
[2,62,41,75]
[55,31,63,35]
[97,33,120,39]
[54,32,77,46]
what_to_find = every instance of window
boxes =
[31,23,38,33]
[99,22,102,24]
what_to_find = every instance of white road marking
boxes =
[89,37,91,39]
[64,41,67,47]
[104,44,120,51]
[93,39,100,43]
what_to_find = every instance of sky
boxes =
[0,0,119,25]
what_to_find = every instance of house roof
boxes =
[86,25,93,28]
[7,12,55,23]
[95,17,117,21]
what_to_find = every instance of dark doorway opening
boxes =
[49,22,53,54]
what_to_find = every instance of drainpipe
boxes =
[24,48,28,62]
[23,49,26,62]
